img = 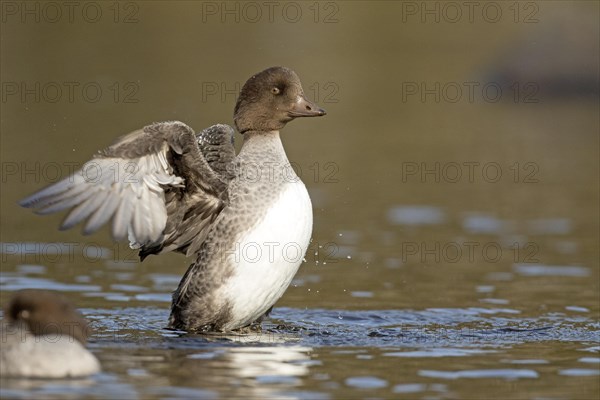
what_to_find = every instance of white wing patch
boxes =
[20,146,183,246]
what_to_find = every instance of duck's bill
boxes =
[288,96,327,117]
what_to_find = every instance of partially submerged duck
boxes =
[20,67,326,332]
[0,289,100,378]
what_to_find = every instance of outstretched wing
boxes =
[19,121,229,258]
[196,124,236,182]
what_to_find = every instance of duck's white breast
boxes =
[221,181,313,329]
[0,324,100,378]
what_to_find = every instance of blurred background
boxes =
[1,1,598,399]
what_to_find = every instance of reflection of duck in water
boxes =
[0,289,100,378]
[178,345,313,398]
[20,67,326,333]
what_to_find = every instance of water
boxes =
[1,256,598,399]
[1,1,599,399]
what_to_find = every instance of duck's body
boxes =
[19,67,325,332]
[0,290,101,378]
[223,168,312,329]
[169,130,313,330]
[0,321,101,378]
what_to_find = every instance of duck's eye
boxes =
[271,87,281,95]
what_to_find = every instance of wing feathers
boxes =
[113,194,134,240]
[61,190,108,231]
[20,121,229,258]
[20,174,84,208]
[36,188,94,215]
[196,124,236,182]
[84,193,121,235]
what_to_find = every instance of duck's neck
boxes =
[236,130,296,184]
[242,130,281,144]
[240,130,288,162]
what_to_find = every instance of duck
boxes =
[0,289,101,378]
[19,66,326,332]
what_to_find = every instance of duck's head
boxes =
[234,66,326,134]
[3,289,91,344]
